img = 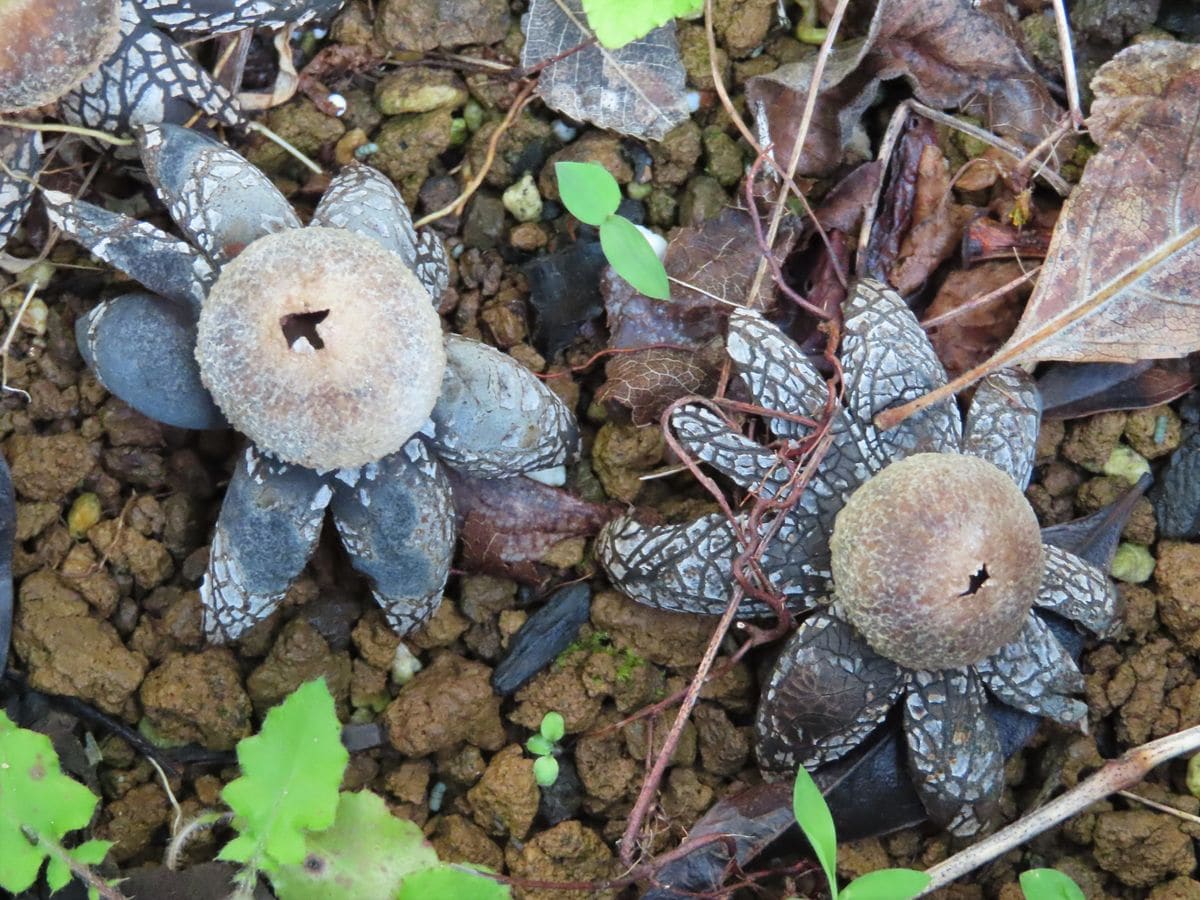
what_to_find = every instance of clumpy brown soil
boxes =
[3,1,1200,897]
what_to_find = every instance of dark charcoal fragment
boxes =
[492,583,590,695]
[537,757,583,826]
[1151,410,1200,539]
[523,242,606,357]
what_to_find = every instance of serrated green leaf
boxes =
[270,791,439,899]
[1020,868,1086,900]
[540,711,565,743]
[555,162,621,226]
[0,712,102,893]
[841,868,930,900]
[70,840,113,867]
[526,735,553,757]
[580,0,703,48]
[45,856,70,893]
[396,864,511,900]
[533,756,560,787]
[599,216,670,300]
[791,766,838,899]
[219,679,348,870]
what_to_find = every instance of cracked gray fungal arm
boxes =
[138,123,300,267]
[60,1,244,136]
[755,610,908,778]
[76,292,225,430]
[903,668,1004,837]
[669,405,798,501]
[427,336,579,478]
[201,446,332,643]
[0,127,42,250]
[725,307,830,441]
[1036,543,1122,638]
[841,279,962,462]
[595,512,751,616]
[974,612,1087,728]
[139,0,344,33]
[42,189,213,309]
[962,368,1042,490]
[312,164,450,302]
[331,438,454,635]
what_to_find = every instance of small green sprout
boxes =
[0,713,113,899]
[526,711,566,787]
[1019,868,1086,900]
[791,765,930,900]
[555,161,670,300]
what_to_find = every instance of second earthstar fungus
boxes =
[597,279,1120,836]
[45,122,579,643]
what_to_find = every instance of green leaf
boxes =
[0,711,103,893]
[396,864,511,900]
[539,712,565,743]
[599,216,670,300]
[269,791,439,899]
[1019,868,1086,900]
[791,766,838,899]
[841,868,931,900]
[219,679,349,870]
[555,161,621,226]
[533,755,560,787]
[580,0,703,48]
[526,735,553,757]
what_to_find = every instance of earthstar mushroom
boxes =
[46,122,578,642]
[597,279,1119,835]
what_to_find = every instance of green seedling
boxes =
[791,765,930,900]
[0,713,113,899]
[218,678,509,898]
[555,161,670,300]
[1019,868,1086,900]
[526,711,566,787]
[580,0,702,48]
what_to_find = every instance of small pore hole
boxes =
[280,309,330,352]
[960,564,989,596]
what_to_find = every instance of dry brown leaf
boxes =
[522,0,690,140]
[595,341,723,426]
[925,261,1030,376]
[999,41,1200,363]
[748,0,1063,178]
[605,208,798,349]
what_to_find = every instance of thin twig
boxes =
[920,725,1200,894]
[414,78,536,227]
[876,221,1200,431]
[919,265,1040,330]
[748,0,851,303]
[1116,790,1200,827]
[0,119,133,146]
[246,120,322,174]
[1049,0,1085,128]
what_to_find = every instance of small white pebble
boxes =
[685,90,702,113]
[428,781,447,813]
[551,120,578,142]
[327,92,347,117]
[525,465,566,487]
[634,224,668,260]
[309,26,328,38]
[391,642,422,684]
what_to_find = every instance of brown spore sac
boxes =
[830,452,1044,670]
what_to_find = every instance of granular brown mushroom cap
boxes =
[0,0,121,113]
[829,452,1044,670]
[196,226,446,470]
